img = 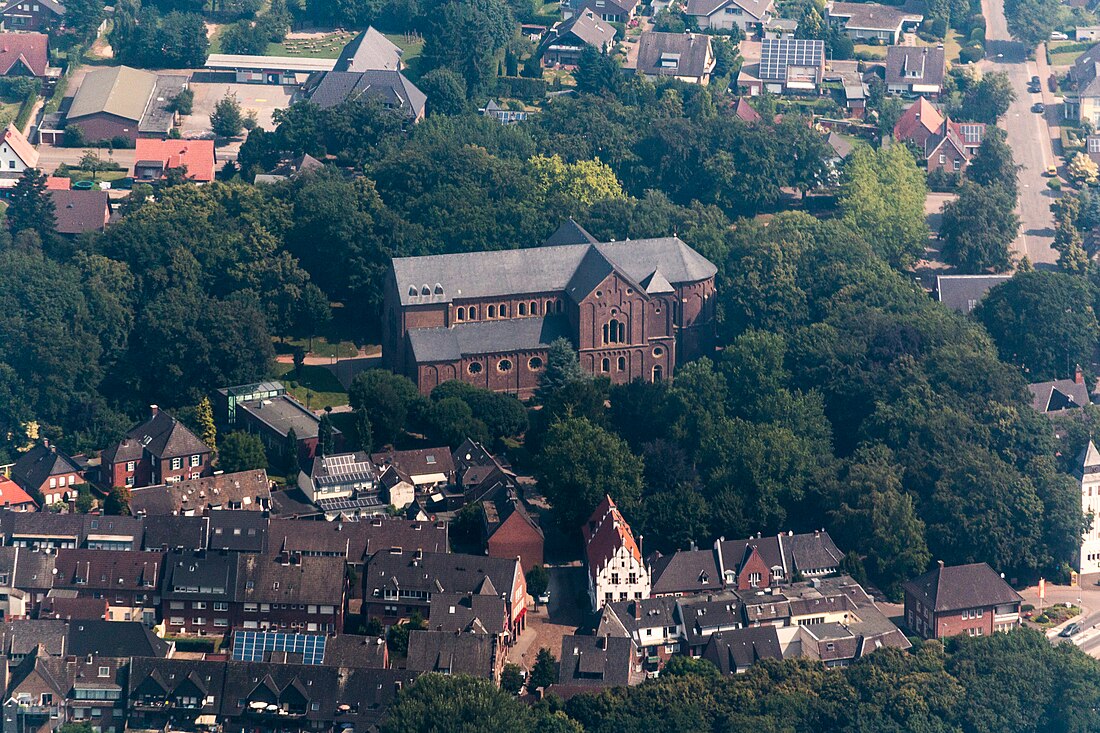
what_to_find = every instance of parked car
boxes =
[1028,84,1041,94]
[1051,31,1069,40]
[1060,622,1081,637]
[1033,102,1046,113]
[538,590,551,605]
[1045,165,1058,177]
[1032,75,1041,85]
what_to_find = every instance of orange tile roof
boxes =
[133,138,216,182]
[583,495,642,583]
[893,96,944,142]
[0,476,37,509]
[2,123,37,169]
[46,176,71,190]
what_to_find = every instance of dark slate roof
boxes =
[783,531,843,574]
[406,629,496,678]
[544,218,598,247]
[322,634,388,668]
[935,274,1011,313]
[67,619,172,658]
[237,395,328,441]
[702,626,782,673]
[558,634,638,687]
[649,548,721,595]
[208,511,269,552]
[1029,378,1091,412]
[11,546,57,590]
[428,591,508,633]
[235,552,345,605]
[0,0,62,16]
[885,45,945,87]
[902,562,1022,613]
[162,549,237,601]
[142,515,207,551]
[543,9,617,50]
[676,592,743,648]
[0,511,142,548]
[334,27,403,72]
[371,448,455,482]
[53,548,161,592]
[720,535,784,574]
[269,488,323,519]
[364,549,518,600]
[636,31,713,79]
[828,1,924,30]
[129,657,225,714]
[307,70,426,119]
[49,189,109,235]
[103,408,210,464]
[2,619,67,656]
[393,237,716,307]
[10,443,82,492]
[597,596,679,640]
[406,315,571,363]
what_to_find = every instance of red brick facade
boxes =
[487,511,544,572]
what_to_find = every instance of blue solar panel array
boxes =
[231,631,327,665]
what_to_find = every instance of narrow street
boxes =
[980,0,1059,266]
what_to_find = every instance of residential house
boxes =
[0,511,142,551]
[934,273,1011,313]
[406,630,499,679]
[684,0,775,34]
[634,31,716,85]
[160,549,237,636]
[1029,367,1092,414]
[235,550,346,633]
[452,438,518,505]
[207,511,268,553]
[563,0,639,22]
[826,1,924,43]
[702,626,782,673]
[305,69,426,121]
[0,477,36,511]
[39,593,110,621]
[906,117,985,173]
[333,26,404,71]
[371,448,455,494]
[129,470,272,516]
[1066,43,1100,125]
[893,96,945,150]
[1079,441,1100,574]
[0,546,55,617]
[1077,25,1100,40]
[267,514,449,565]
[101,405,213,489]
[49,189,110,236]
[6,652,129,733]
[540,9,617,67]
[254,153,326,184]
[233,391,339,468]
[885,45,945,97]
[584,495,650,610]
[0,32,48,77]
[483,492,543,572]
[556,634,643,691]
[64,66,186,143]
[903,561,1022,639]
[298,451,381,516]
[383,236,717,396]
[0,123,37,177]
[0,0,62,33]
[45,175,69,189]
[762,16,798,38]
[362,549,528,638]
[133,138,216,183]
[738,38,825,95]
[596,595,681,675]
[67,618,173,658]
[480,100,529,124]
[52,548,161,624]
[732,96,762,122]
[10,442,83,505]
[676,592,744,655]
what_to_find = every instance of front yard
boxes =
[272,363,349,410]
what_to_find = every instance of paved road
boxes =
[34,145,136,175]
[980,0,1059,266]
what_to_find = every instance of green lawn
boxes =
[62,170,129,182]
[385,32,424,64]
[273,363,349,410]
[274,336,360,359]
[0,100,20,127]
[1049,39,1094,66]
[265,30,358,59]
[853,44,888,60]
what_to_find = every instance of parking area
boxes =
[508,565,590,672]
[180,82,298,137]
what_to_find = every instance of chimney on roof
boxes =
[150,405,159,418]
[937,559,944,569]
[633,600,641,620]
[1076,364,1085,384]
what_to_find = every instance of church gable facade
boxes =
[382,235,717,397]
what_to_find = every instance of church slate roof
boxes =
[393,237,716,307]
[406,315,571,363]
[543,218,598,246]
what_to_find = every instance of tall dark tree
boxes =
[7,168,55,243]
[967,126,1020,196]
[318,411,335,456]
[939,181,1018,273]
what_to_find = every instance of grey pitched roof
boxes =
[902,562,1022,613]
[702,626,782,673]
[49,189,109,235]
[407,315,572,363]
[235,552,345,605]
[428,591,508,633]
[3,619,67,656]
[322,634,388,668]
[392,237,716,307]
[162,550,237,602]
[0,0,62,16]
[307,70,426,119]
[10,443,82,493]
[648,548,720,595]
[1073,43,1100,98]
[67,620,171,658]
[103,408,210,463]
[827,131,853,159]
[828,1,923,31]
[558,633,638,687]
[783,531,843,574]
[636,31,714,79]
[364,549,518,601]
[935,274,1011,313]
[543,218,598,247]
[1029,378,1092,412]
[141,515,207,551]
[885,45,945,87]
[545,9,617,51]
[407,630,496,677]
[334,27,403,72]
[67,65,157,122]
[237,395,329,441]
[685,0,772,20]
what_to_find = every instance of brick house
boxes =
[383,232,717,397]
[0,0,62,33]
[161,549,237,636]
[234,550,346,633]
[133,138,216,183]
[903,561,1023,639]
[0,476,37,511]
[584,496,650,610]
[129,470,272,516]
[102,405,213,489]
[484,493,543,572]
[10,442,84,505]
[6,653,129,733]
[52,548,162,625]
[0,31,48,77]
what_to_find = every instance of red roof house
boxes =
[893,96,944,149]
[0,32,48,77]
[0,476,38,511]
[583,495,650,609]
[133,139,216,183]
[45,175,70,190]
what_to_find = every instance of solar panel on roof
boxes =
[231,631,327,665]
[759,39,824,81]
[957,124,983,144]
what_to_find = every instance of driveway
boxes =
[980,0,1058,266]
[508,565,588,672]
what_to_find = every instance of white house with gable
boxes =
[583,495,651,610]
[1079,441,1100,575]
[0,123,37,176]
